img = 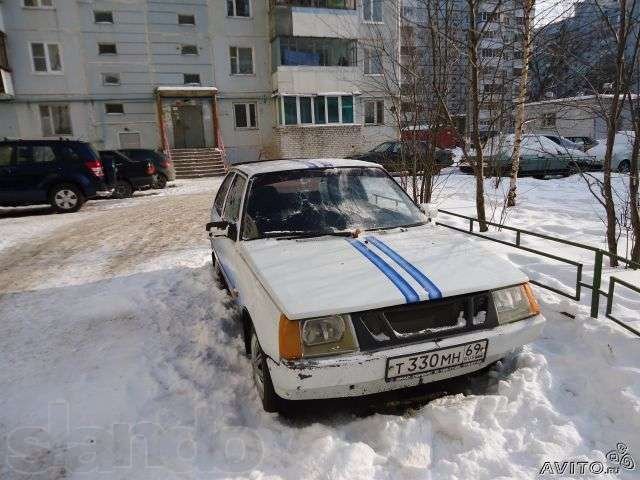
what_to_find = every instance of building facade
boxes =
[0,0,398,169]
[524,94,637,139]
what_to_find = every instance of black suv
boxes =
[99,151,157,198]
[119,149,176,189]
[0,139,113,213]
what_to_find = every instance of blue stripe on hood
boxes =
[348,239,420,304]
[365,236,443,300]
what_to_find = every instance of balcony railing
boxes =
[271,0,355,10]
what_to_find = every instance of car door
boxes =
[12,143,59,203]
[0,144,16,204]
[211,173,248,301]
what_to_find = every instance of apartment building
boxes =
[398,0,525,135]
[0,0,398,172]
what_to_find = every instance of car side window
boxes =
[222,175,247,223]
[214,173,235,215]
[16,146,57,165]
[0,146,12,166]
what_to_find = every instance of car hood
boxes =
[239,225,528,319]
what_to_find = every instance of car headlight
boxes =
[278,314,358,359]
[492,283,540,324]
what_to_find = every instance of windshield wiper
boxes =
[262,230,357,240]
[366,221,427,232]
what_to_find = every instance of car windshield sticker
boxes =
[347,239,420,303]
[365,236,442,300]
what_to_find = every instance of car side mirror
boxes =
[206,220,228,232]
[537,153,544,158]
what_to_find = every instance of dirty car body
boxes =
[208,159,545,411]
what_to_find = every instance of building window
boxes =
[39,105,72,136]
[233,103,257,129]
[229,47,253,75]
[363,0,382,22]
[178,14,196,25]
[542,112,556,128]
[364,100,384,125]
[98,43,117,55]
[94,10,114,23]
[480,11,499,22]
[480,48,500,58]
[227,0,250,17]
[102,73,120,85]
[181,45,198,55]
[30,43,62,73]
[0,32,9,70]
[276,37,356,68]
[272,0,355,8]
[23,0,53,7]
[105,103,124,115]
[279,95,355,125]
[183,73,201,85]
[364,48,382,75]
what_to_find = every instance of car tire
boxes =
[532,174,546,180]
[49,184,85,213]
[155,173,168,189]
[618,160,631,174]
[112,180,134,198]
[250,329,282,413]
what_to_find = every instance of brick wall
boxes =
[270,125,363,159]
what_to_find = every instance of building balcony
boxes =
[272,65,359,94]
[270,2,359,39]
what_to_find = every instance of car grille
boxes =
[352,292,497,351]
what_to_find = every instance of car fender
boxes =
[214,242,283,361]
[44,173,94,197]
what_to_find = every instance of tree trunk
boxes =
[467,0,488,231]
[507,0,533,208]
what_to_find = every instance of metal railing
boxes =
[436,209,640,337]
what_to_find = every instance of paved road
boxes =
[0,191,214,294]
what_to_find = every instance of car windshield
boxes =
[371,142,392,153]
[242,167,426,240]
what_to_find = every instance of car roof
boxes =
[231,158,382,177]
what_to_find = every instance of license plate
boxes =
[385,339,489,381]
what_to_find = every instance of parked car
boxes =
[98,150,157,198]
[586,131,637,173]
[460,133,600,177]
[542,134,602,171]
[207,159,545,412]
[565,136,598,151]
[0,139,113,213]
[348,141,454,173]
[119,149,175,189]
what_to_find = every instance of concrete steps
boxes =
[168,148,227,178]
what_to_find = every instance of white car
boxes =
[207,159,546,412]
[586,131,636,173]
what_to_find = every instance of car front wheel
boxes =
[250,330,282,413]
[49,184,85,213]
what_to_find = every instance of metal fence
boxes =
[436,209,640,337]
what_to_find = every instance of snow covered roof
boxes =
[525,94,639,107]
[232,158,380,176]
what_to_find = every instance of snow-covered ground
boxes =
[0,173,638,479]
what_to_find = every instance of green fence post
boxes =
[591,250,603,318]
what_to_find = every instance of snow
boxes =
[1,172,639,479]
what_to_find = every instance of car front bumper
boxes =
[268,314,545,400]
